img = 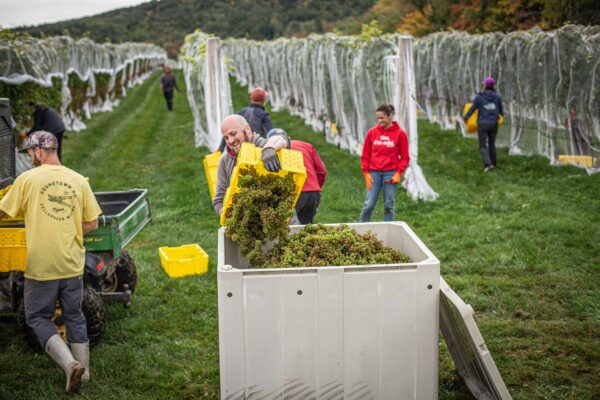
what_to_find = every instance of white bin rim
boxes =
[218,221,440,271]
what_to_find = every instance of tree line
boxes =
[13,0,600,58]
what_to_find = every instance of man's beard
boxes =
[229,130,252,154]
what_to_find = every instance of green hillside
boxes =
[19,0,376,57]
[15,0,600,58]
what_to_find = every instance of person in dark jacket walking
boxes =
[359,104,409,223]
[160,66,180,111]
[28,103,66,161]
[464,77,504,172]
[217,87,273,152]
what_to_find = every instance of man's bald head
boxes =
[221,115,249,134]
[221,114,252,154]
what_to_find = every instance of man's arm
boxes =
[212,157,230,216]
[263,131,290,151]
[82,219,98,235]
[259,130,290,172]
[0,180,22,219]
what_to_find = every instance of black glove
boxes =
[262,147,281,172]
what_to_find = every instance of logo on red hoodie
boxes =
[373,135,395,148]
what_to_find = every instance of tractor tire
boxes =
[17,287,107,351]
[114,250,137,294]
[83,287,107,347]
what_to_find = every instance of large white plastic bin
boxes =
[217,222,440,400]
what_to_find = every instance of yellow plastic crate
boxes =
[463,103,503,134]
[558,155,595,168]
[159,244,209,278]
[203,151,221,199]
[220,142,307,225]
[0,227,27,272]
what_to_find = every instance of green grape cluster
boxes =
[224,166,296,266]
[264,224,410,268]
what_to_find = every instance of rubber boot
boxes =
[45,334,85,393]
[71,342,90,382]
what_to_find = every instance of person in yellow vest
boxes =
[0,131,102,394]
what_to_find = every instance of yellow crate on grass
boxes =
[0,227,27,272]
[558,155,595,168]
[220,142,306,225]
[159,244,209,278]
[463,103,503,134]
[203,151,221,199]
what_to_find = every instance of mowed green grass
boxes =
[1,72,599,399]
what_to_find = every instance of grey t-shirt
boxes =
[212,133,289,216]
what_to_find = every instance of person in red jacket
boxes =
[268,130,327,224]
[291,139,327,224]
[359,104,409,222]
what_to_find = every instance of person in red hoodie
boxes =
[268,130,327,224]
[291,140,327,224]
[359,104,409,222]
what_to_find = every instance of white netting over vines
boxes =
[223,34,438,201]
[414,25,600,174]
[0,36,167,130]
[180,32,233,149]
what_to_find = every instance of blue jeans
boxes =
[359,170,398,222]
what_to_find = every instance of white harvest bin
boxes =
[217,222,440,400]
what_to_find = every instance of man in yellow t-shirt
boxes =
[0,131,102,394]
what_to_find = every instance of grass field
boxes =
[0,71,599,399]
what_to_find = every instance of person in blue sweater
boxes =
[464,77,504,172]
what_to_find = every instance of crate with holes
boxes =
[219,142,306,225]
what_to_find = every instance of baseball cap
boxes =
[250,87,267,103]
[26,131,58,150]
[483,76,495,86]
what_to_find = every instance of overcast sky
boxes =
[0,0,152,28]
